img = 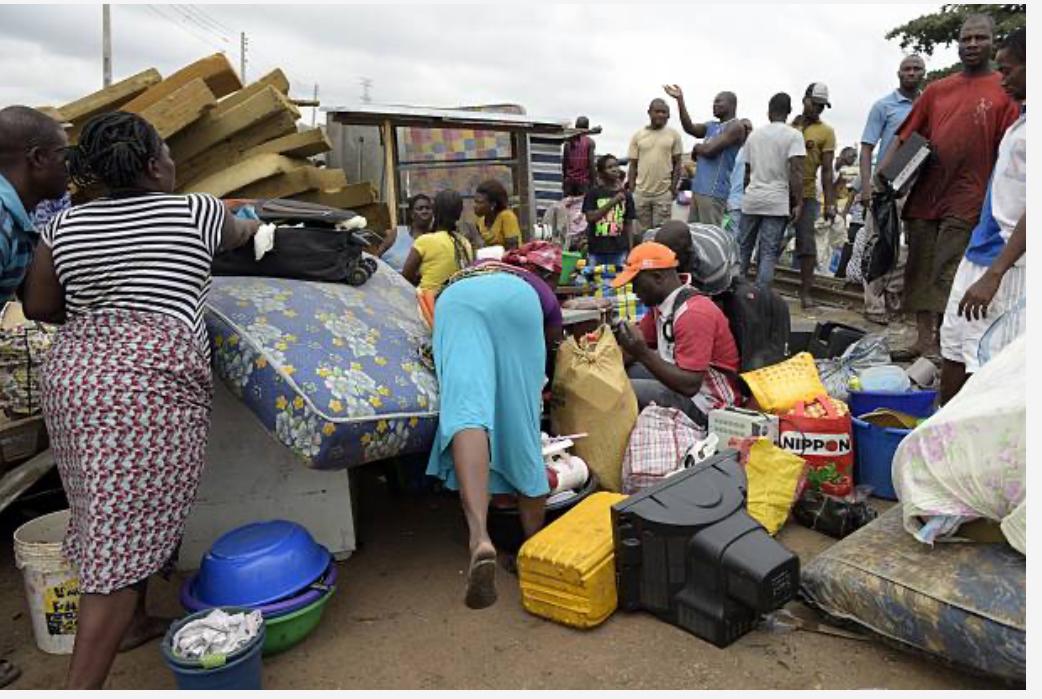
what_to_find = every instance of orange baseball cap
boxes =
[611,242,678,288]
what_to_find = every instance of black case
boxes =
[611,452,799,647]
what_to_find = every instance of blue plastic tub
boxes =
[848,389,938,419]
[162,608,265,690]
[852,417,912,500]
[195,520,331,607]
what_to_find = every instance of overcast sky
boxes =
[1,3,960,157]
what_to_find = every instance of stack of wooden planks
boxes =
[42,53,388,226]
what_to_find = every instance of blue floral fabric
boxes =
[801,507,1025,682]
[205,261,439,469]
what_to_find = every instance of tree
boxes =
[886,4,1026,82]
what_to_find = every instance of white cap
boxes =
[806,82,831,108]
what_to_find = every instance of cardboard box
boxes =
[708,407,778,446]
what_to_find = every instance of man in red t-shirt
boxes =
[610,242,740,427]
[879,13,1020,360]
[562,116,597,194]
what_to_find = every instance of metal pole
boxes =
[102,4,112,87]
[311,83,318,127]
[240,32,247,82]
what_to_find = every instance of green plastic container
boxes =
[262,588,335,656]
[559,251,582,284]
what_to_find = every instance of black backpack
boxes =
[715,278,790,372]
[666,280,789,375]
[212,198,378,286]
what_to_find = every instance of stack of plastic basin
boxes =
[180,521,336,656]
[848,388,938,500]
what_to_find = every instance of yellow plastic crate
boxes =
[518,491,627,628]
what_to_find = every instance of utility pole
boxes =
[102,4,112,87]
[239,32,248,83]
[311,83,319,127]
[360,77,372,104]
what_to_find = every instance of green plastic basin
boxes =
[261,588,335,656]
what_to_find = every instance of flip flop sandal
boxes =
[0,659,21,689]
[465,556,497,610]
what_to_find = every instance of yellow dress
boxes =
[413,231,473,292]
[476,209,521,247]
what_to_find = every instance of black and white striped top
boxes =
[42,192,226,350]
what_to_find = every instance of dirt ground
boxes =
[0,467,1001,691]
[0,302,1001,690]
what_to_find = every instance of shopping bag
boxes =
[778,395,853,498]
[621,406,702,494]
[743,438,807,536]
[551,326,638,493]
[740,352,828,414]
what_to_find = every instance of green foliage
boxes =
[886,4,1026,81]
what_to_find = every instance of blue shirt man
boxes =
[0,105,71,303]
[858,55,926,207]
[0,173,40,302]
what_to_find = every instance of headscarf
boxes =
[501,240,562,276]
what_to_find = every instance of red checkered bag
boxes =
[621,406,704,494]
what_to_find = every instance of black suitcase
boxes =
[212,199,378,285]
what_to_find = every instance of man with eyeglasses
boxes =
[0,105,71,303]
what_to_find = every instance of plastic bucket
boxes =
[852,418,911,500]
[13,510,79,655]
[162,608,265,690]
[559,251,582,285]
[848,389,938,419]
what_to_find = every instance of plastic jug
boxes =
[858,365,911,393]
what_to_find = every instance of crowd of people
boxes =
[0,11,1025,690]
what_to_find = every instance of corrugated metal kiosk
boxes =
[324,103,580,235]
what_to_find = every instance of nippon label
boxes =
[779,431,851,457]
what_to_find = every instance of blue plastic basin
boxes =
[162,607,265,690]
[848,389,938,419]
[852,417,912,500]
[194,521,331,607]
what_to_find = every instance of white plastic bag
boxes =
[893,335,1025,554]
[817,334,891,401]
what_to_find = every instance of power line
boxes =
[165,5,232,46]
[175,4,235,38]
[144,5,228,55]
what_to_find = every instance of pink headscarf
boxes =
[502,241,562,276]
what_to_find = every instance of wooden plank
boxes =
[58,68,162,123]
[354,202,392,234]
[230,167,318,200]
[309,167,348,192]
[174,111,298,190]
[241,128,331,160]
[138,78,216,139]
[294,182,377,209]
[183,153,305,197]
[34,106,66,122]
[168,86,300,164]
[381,120,398,229]
[212,69,290,118]
[122,54,241,114]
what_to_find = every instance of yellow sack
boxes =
[745,438,806,536]
[551,326,638,493]
[740,352,828,414]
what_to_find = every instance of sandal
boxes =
[464,554,498,610]
[0,659,21,689]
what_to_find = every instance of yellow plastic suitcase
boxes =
[517,491,627,628]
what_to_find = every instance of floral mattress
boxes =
[205,262,439,469]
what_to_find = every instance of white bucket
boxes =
[13,509,79,655]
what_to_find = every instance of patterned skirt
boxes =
[40,311,213,594]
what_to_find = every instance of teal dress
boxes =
[425,272,551,496]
